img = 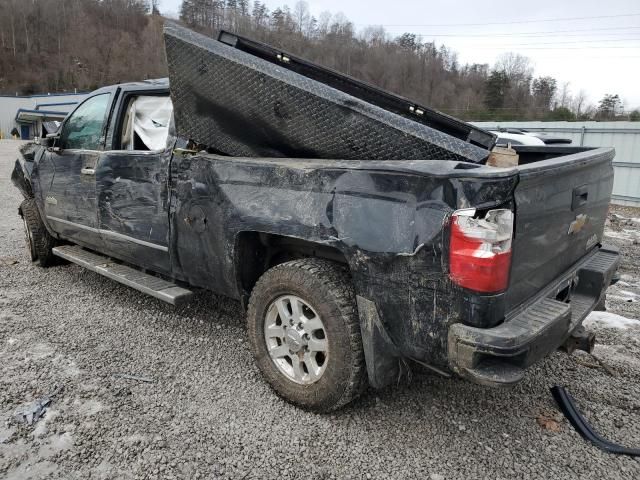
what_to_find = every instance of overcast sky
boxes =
[160,0,640,109]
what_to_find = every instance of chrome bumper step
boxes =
[52,245,193,306]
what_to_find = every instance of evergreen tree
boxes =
[532,76,557,110]
[484,70,509,112]
[597,94,622,120]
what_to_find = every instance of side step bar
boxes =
[52,245,193,306]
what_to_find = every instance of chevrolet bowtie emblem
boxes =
[568,213,588,235]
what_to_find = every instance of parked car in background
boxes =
[491,128,573,146]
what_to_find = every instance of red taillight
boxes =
[449,208,514,293]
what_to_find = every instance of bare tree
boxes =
[292,1,310,34]
[317,11,331,36]
[572,89,588,118]
[557,81,571,109]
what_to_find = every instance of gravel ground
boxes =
[1,139,640,479]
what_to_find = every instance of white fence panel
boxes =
[473,121,640,206]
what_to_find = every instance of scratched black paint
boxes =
[164,151,521,377]
[96,150,172,273]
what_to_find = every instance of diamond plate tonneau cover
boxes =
[163,22,492,163]
[216,30,496,151]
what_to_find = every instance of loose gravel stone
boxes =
[1,140,640,479]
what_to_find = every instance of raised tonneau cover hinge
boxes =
[173,148,198,157]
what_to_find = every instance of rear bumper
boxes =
[448,245,620,386]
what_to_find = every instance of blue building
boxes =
[0,91,88,139]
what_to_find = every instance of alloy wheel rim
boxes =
[264,295,329,385]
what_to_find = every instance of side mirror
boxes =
[44,133,61,151]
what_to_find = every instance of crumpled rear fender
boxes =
[11,142,39,199]
[12,158,33,199]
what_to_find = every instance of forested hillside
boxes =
[179,0,578,121]
[0,0,166,95]
[0,0,632,120]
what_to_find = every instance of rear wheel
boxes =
[19,198,57,267]
[247,259,366,412]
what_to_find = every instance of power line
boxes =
[398,27,640,38]
[449,38,640,46]
[354,12,640,28]
[541,56,640,59]
[259,34,640,50]
[470,45,639,49]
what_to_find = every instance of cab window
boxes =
[119,95,173,151]
[59,93,111,150]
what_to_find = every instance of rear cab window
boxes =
[118,94,173,151]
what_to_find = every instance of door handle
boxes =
[81,167,95,175]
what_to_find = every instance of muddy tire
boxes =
[19,198,57,267]
[247,259,366,412]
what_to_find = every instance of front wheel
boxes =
[19,198,57,267]
[247,259,366,412]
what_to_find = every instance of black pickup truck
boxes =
[11,24,619,411]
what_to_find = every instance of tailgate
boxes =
[505,147,615,311]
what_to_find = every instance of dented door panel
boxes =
[96,150,172,273]
[35,149,104,249]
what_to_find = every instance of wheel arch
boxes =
[12,158,34,199]
[233,231,349,308]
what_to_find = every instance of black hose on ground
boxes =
[551,385,640,457]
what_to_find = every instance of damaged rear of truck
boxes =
[162,24,619,394]
[13,23,619,412]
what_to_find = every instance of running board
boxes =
[52,245,193,306]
